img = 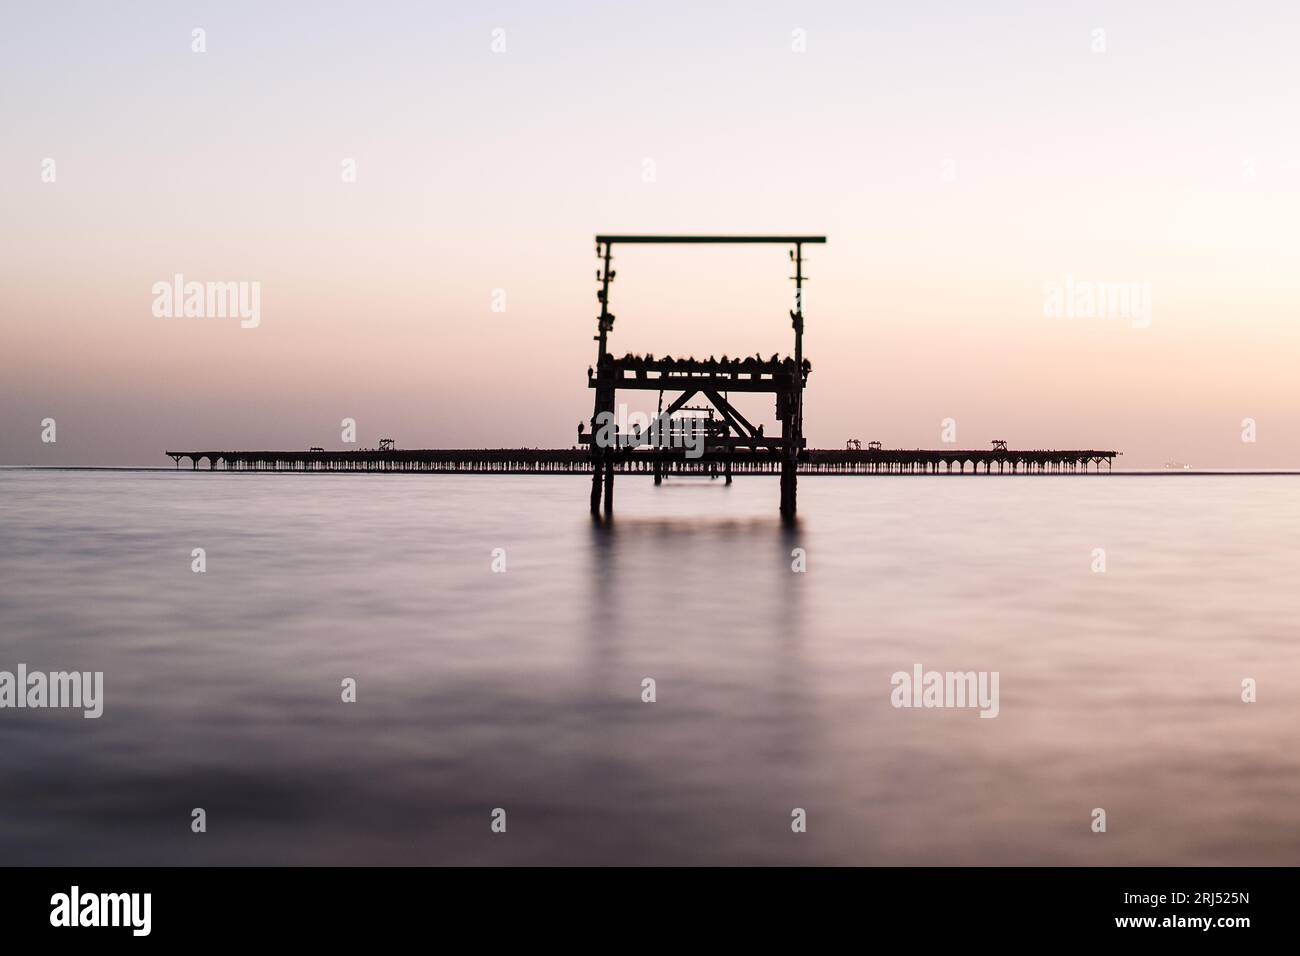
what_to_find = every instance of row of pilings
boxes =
[167,448,1117,474]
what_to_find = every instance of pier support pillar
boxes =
[780,460,797,517]
[590,456,603,513]
[725,460,732,485]
[603,458,614,514]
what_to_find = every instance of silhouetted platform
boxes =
[165,447,1118,474]
[162,233,1122,511]
[591,354,807,393]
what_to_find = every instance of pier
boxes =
[164,445,1118,474]
[165,232,1119,511]
[586,234,819,518]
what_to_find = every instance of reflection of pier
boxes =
[164,446,1118,474]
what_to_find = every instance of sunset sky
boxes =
[2,1,1298,467]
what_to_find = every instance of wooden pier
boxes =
[165,446,1118,474]
[165,232,1120,511]
[586,235,820,518]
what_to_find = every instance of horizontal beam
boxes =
[605,357,797,374]
[590,376,795,393]
[166,448,1119,460]
[578,436,802,450]
[595,235,826,244]
[162,447,1118,463]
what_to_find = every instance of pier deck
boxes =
[165,447,1118,474]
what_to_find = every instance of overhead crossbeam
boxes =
[596,235,826,244]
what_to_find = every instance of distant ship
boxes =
[1164,461,1192,471]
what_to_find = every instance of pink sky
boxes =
[2,2,1298,467]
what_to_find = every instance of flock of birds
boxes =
[589,352,813,375]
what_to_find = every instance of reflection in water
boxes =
[0,470,1298,864]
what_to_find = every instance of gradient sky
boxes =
[2,1,1298,467]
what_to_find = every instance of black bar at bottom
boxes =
[0,866,1281,943]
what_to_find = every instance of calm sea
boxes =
[1,469,1297,865]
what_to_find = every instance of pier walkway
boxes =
[165,447,1118,474]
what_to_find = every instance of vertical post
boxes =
[590,240,615,514]
[793,242,803,401]
[590,457,604,511]
[780,458,796,514]
[781,242,805,518]
[603,456,614,514]
[792,241,805,444]
[596,240,613,361]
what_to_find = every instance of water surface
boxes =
[1,470,1297,864]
